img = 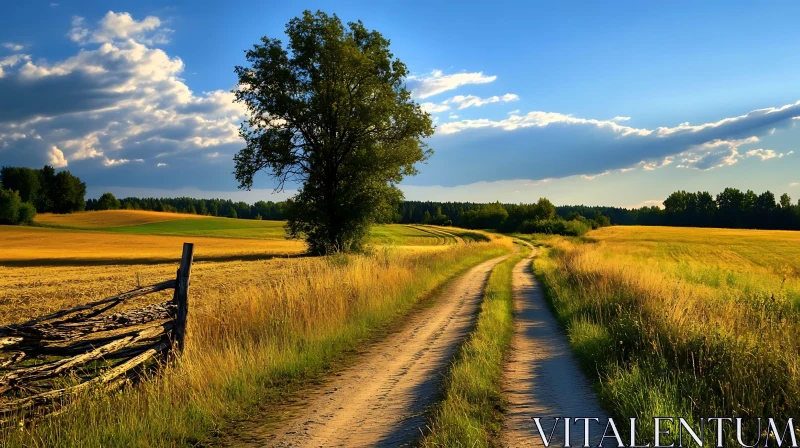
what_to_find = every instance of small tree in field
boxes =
[96,192,121,210]
[233,11,434,254]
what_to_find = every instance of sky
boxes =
[1,1,799,208]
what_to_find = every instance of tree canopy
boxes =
[232,10,434,253]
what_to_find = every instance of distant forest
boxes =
[4,165,800,233]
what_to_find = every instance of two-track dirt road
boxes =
[228,251,513,447]
[500,245,607,447]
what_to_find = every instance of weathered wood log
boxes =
[0,340,169,414]
[0,352,25,368]
[0,324,170,394]
[0,280,176,335]
[35,321,173,357]
[0,302,176,345]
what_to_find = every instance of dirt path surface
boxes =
[229,252,512,448]
[500,246,607,447]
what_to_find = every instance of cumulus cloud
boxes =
[406,69,496,99]
[0,11,246,191]
[47,146,67,168]
[612,116,631,122]
[69,12,172,45]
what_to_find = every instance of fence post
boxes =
[173,242,194,354]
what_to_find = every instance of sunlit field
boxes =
[528,226,800,444]
[0,226,305,266]
[35,210,211,228]
[0,211,512,446]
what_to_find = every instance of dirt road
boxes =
[229,251,512,447]
[500,246,607,447]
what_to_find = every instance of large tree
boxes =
[232,11,434,254]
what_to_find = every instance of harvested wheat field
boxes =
[0,226,305,266]
[35,210,211,228]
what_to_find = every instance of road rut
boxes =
[229,252,512,447]
[500,246,607,447]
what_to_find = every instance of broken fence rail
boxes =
[0,242,194,421]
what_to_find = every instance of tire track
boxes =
[500,245,607,447]
[228,251,513,447]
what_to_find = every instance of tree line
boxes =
[5,166,800,234]
[0,165,87,225]
[86,193,288,221]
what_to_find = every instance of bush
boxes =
[0,189,36,225]
[519,218,590,236]
[17,202,37,224]
[96,192,121,210]
[0,189,20,224]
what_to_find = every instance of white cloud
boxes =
[407,69,497,99]
[47,145,67,168]
[70,12,172,46]
[791,182,800,187]
[156,162,167,167]
[448,114,459,119]
[0,11,245,176]
[744,148,792,160]
[67,16,89,43]
[444,93,519,110]
[438,110,652,136]
[420,102,450,113]
[2,42,24,52]
[612,116,631,122]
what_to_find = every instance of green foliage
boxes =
[232,10,434,254]
[0,189,20,224]
[0,189,36,225]
[519,218,591,236]
[227,208,238,219]
[96,192,121,210]
[0,165,85,214]
[17,202,37,225]
[254,213,262,220]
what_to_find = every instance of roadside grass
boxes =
[422,242,528,447]
[526,226,800,445]
[0,236,513,446]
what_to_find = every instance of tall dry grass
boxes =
[529,228,800,445]
[1,239,511,446]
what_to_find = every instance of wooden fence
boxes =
[0,243,194,421]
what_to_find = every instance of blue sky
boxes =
[1,1,799,207]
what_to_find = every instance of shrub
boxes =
[96,192,121,210]
[519,218,590,236]
[17,202,36,225]
[0,189,20,224]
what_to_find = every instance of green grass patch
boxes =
[422,243,528,447]
[102,217,288,239]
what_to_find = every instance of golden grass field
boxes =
[0,211,512,446]
[530,225,800,443]
[35,210,211,228]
